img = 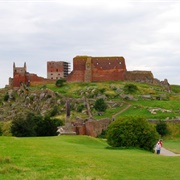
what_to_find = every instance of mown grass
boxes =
[118,100,180,119]
[0,136,180,180]
[163,140,180,154]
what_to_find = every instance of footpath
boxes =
[160,147,180,156]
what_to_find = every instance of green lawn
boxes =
[163,140,180,154]
[0,136,179,180]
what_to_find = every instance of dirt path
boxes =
[160,147,180,156]
[112,104,132,120]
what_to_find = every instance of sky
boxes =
[0,0,180,88]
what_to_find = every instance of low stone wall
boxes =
[148,119,180,124]
[124,71,154,83]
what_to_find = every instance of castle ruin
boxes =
[9,62,54,87]
[9,55,170,89]
[67,56,127,82]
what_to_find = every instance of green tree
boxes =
[77,104,84,112]
[36,116,60,136]
[156,120,169,137]
[123,84,138,94]
[94,98,107,112]
[11,112,63,137]
[107,116,158,152]
[3,93,9,101]
[50,105,59,117]
[11,112,38,137]
[56,79,66,87]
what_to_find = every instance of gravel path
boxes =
[160,147,180,156]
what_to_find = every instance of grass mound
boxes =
[0,136,179,180]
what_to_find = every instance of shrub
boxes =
[99,88,106,94]
[77,104,84,112]
[50,106,59,117]
[36,116,60,136]
[11,112,38,137]
[107,116,158,151]
[3,93,9,101]
[56,79,66,87]
[1,121,12,136]
[51,118,64,127]
[156,120,169,137]
[11,112,62,137]
[94,98,107,112]
[123,84,138,94]
[0,123,2,136]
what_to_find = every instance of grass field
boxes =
[163,140,180,154]
[0,136,180,180]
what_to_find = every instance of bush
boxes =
[123,84,138,94]
[3,93,9,101]
[156,120,169,137]
[50,106,59,117]
[11,112,62,137]
[11,112,38,137]
[0,123,2,136]
[56,79,66,87]
[77,104,84,112]
[1,121,12,136]
[107,116,158,151]
[94,98,107,112]
[35,116,59,136]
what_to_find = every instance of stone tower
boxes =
[47,61,69,80]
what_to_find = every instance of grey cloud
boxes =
[0,1,180,87]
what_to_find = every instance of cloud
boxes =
[0,0,180,88]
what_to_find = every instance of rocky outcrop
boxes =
[0,87,66,121]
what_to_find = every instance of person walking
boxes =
[155,140,163,154]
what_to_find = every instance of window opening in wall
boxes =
[56,69,58,72]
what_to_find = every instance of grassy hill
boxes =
[0,81,180,121]
[0,136,180,180]
[0,81,180,137]
[35,81,180,120]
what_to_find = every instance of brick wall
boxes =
[67,56,127,82]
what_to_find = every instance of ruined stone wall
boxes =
[26,73,44,81]
[72,118,111,137]
[11,63,54,87]
[67,56,127,82]
[91,57,126,81]
[67,56,87,82]
[124,71,154,83]
[13,74,27,87]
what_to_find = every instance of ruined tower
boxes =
[12,62,27,87]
